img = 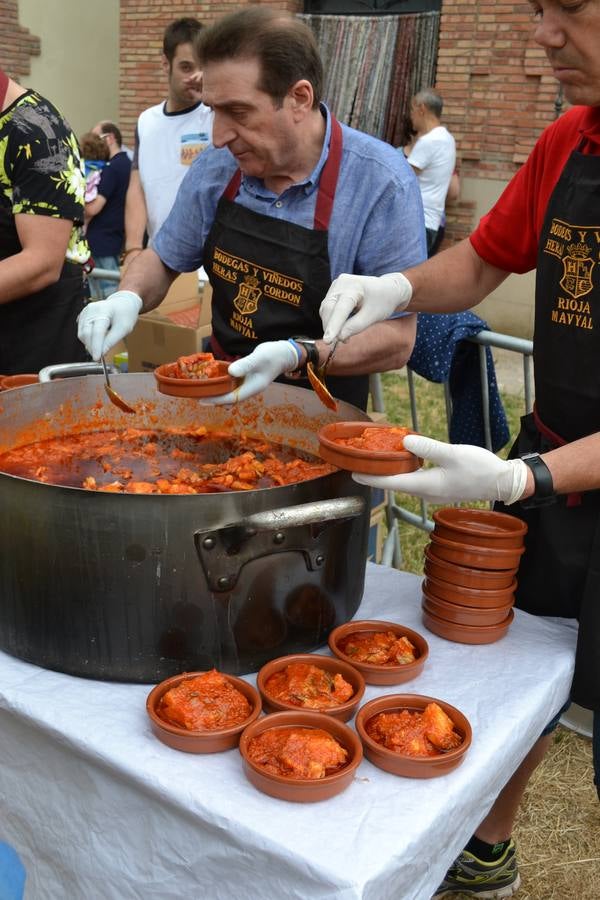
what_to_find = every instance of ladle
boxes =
[100,354,136,414]
[306,339,340,411]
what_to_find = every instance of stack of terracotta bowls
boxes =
[422,507,527,644]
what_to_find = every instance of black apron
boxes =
[0,261,87,374]
[0,72,87,375]
[496,140,600,710]
[203,117,369,410]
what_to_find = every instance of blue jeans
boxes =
[89,254,120,300]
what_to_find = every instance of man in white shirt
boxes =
[404,88,456,256]
[122,17,213,271]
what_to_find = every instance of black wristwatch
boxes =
[289,337,320,377]
[520,452,556,508]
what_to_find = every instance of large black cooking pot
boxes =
[0,371,372,682]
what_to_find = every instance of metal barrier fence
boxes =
[369,330,534,569]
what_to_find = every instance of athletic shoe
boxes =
[432,839,521,898]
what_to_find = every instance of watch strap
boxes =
[520,453,556,508]
[289,337,319,375]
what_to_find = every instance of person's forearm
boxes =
[0,249,63,304]
[119,248,177,311]
[310,317,417,375]
[124,172,147,252]
[542,433,600,495]
[405,238,510,313]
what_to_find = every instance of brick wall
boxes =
[0,0,40,81]
[436,1,557,180]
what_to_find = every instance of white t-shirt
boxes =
[135,100,213,239]
[406,125,456,231]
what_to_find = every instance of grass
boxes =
[378,367,600,899]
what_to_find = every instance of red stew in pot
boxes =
[0,427,334,493]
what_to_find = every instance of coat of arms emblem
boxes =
[233,275,262,315]
[560,241,595,299]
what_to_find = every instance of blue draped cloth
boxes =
[408,312,510,453]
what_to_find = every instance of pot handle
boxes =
[38,362,118,382]
[194,495,366,592]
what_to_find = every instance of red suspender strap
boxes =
[0,70,9,110]
[223,168,242,201]
[313,116,343,231]
[532,403,582,506]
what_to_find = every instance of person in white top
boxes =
[122,17,213,271]
[404,88,456,256]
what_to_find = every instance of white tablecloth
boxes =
[0,563,577,900]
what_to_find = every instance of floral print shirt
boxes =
[0,90,88,264]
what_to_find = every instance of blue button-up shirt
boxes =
[154,104,426,280]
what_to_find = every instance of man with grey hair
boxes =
[404,88,456,256]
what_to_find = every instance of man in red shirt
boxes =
[320,2,600,897]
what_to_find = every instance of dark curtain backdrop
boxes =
[299,12,440,146]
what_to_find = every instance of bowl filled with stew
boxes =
[328,619,428,685]
[239,710,363,802]
[257,653,365,722]
[154,352,239,398]
[355,693,472,778]
[146,669,262,753]
[317,422,421,475]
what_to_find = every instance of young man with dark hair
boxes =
[78,6,425,410]
[122,17,213,268]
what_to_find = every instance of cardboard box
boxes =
[126,283,213,373]
[367,488,387,564]
[159,272,202,316]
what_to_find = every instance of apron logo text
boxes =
[543,220,597,331]
[212,245,305,313]
[230,310,258,339]
[233,275,261,316]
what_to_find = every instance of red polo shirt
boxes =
[470,105,600,273]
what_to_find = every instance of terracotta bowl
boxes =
[355,694,472,778]
[432,507,527,549]
[154,361,238,398]
[317,421,421,476]
[422,606,514,645]
[429,533,525,572]
[146,671,262,753]
[422,584,514,627]
[328,619,428,686]
[0,374,39,390]
[424,546,517,590]
[256,653,365,722]
[423,572,516,610]
[239,710,363,802]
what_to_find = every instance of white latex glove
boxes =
[353,434,528,505]
[206,340,299,405]
[320,272,413,344]
[78,291,143,360]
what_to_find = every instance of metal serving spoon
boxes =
[100,354,136,414]
[306,339,340,411]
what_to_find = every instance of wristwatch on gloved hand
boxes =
[519,452,556,508]
[288,337,320,378]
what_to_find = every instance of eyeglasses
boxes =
[99,133,111,140]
